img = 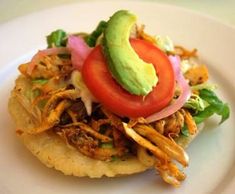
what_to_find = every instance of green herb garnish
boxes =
[47,29,67,48]
[193,89,230,124]
[32,78,48,85]
[181,125,189,137]
[85,21,107,47]
[100,142,113,149]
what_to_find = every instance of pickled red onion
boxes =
[146,55,191,123]
[27,47,70,75]
[67,35,92,71]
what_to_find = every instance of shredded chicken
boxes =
[42,89,80,118]
[123,123,186,187]
[19,55,73,79]
[61,122,112,142]
[28,89,80,134]
[101,107,125,132]
[136,25,157,44]
[133,124,189,167]
[123,123,171,163]
[66,109,78,123]
[152,109,198,137]
[155,161,186,187]
[174,46,198,59]
[54,121,130,161]
[153,110,185,137]
[54,126,119,161]
[28,99,72,134]
[183,109,197,135]
[91,119,110,131]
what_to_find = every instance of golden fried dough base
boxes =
[8,76,150,177]
[8,76,203,178]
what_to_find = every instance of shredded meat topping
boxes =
[15,30,209,187]
[54,126,123,161]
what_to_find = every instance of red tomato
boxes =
[82,39,175,118]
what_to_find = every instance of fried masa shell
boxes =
[8,76,203,178]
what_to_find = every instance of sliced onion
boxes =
[27,47,70,75]
[67,35,92,71]
[146,55,191,123]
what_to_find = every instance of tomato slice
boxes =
[82,39,175,118]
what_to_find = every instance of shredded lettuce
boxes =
[32,78,48,85]
[193,89,230,124]
[182,89,229,136]
[85,21,107,47]
[111,156,119,161]
[155,35,174,52]
[32,89,41,98]
[100,142,113,148]
[181,125,189,137]
[184,93,209,113]
[191,83,217,91]
[47,29,67,48]
[71,70,96,115]
[25,88,41,101]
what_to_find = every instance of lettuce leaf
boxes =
[193,89,230,124]
[85,21,107,47]
[155,35,174,53]
[181,125,190,137]
[184,93,209,113]
[191,82,217,91]
[32,78,48,85]
[47,29,67,48]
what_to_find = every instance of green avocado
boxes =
[103,10,158,96]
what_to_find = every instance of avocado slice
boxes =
[103,10,158,96]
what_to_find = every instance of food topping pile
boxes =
[14,10,229,186]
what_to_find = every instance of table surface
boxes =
[1,0,235,26]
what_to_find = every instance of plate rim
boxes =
[0,1,235,194]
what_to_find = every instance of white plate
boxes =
[0,1,235,194]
